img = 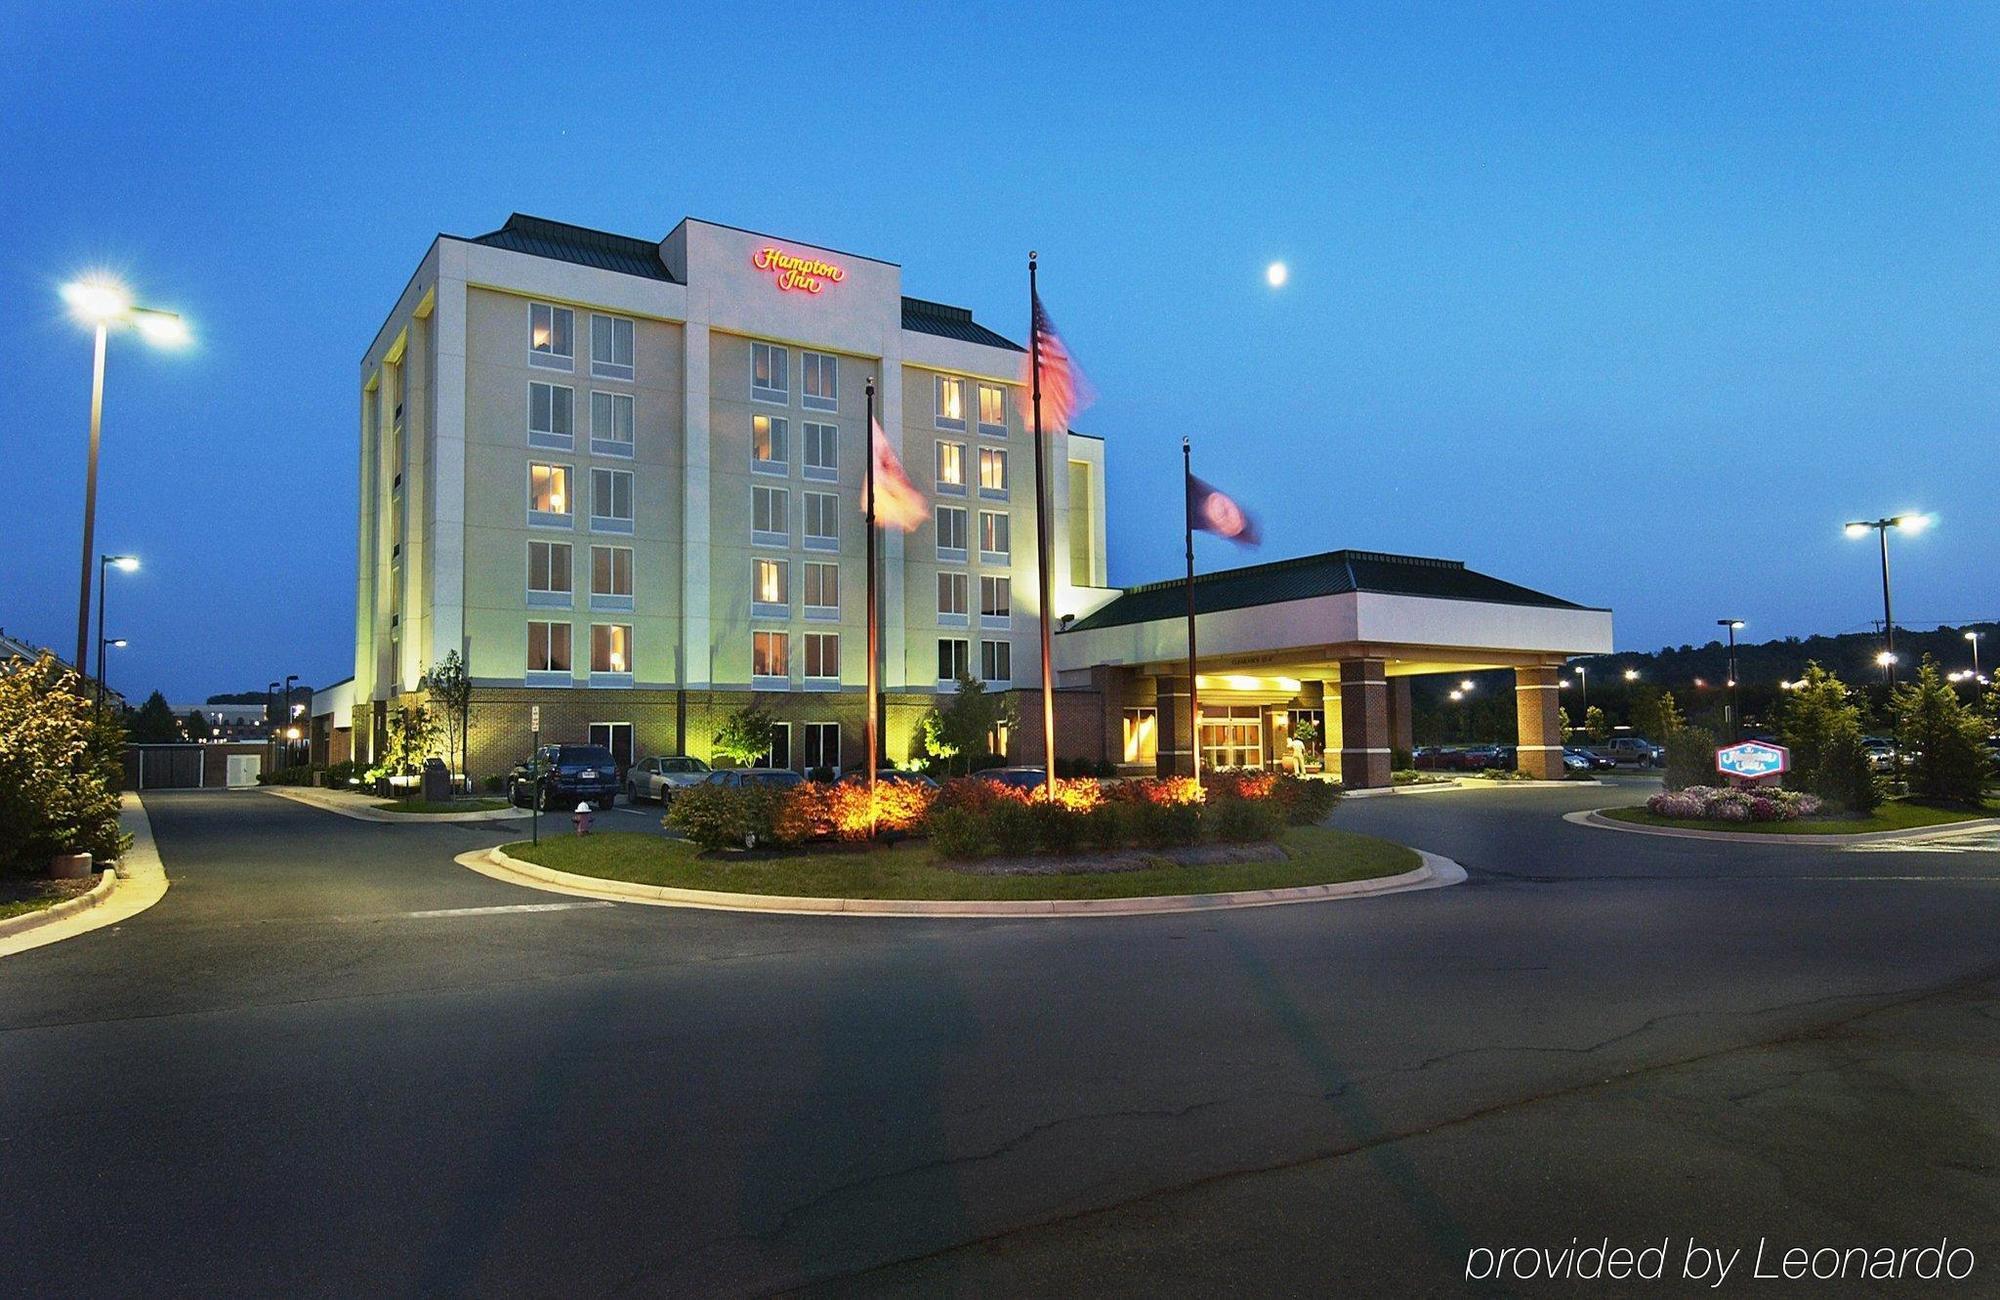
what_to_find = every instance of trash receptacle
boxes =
[421,757,452,804]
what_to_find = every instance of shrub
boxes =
[925,806,990,860]
[666,783,771,850]
[1210,795,1279,842]
[1035,776,1105,812]
[0,653,126,869]
[1779,663,1880,813]
[1108,775,1202,806]
[1030,802,1085,854]
[1662,726,1717,792]
[1206,769,1277,802]
[256,765,318,787]
[482,773,509,794]
[987,799,1039,856]
[324,760,362,788]
[1079,801,1130,851]
[1895,658,1989,806]
[1271,775,1341,825]
[1645,785,1821,823]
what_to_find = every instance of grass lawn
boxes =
[1604,798,2000,836]
[500,826,1421,901]
[375,798,512,814]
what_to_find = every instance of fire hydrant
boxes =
[572,801,594,836]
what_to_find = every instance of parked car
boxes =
[977,766,1049,791]
[625,755,712,804]
[1488,745,1517,771]
[1412,746,1448,770]
[1595,737,1665,767]
[1455,746,1501,770]
[838,769,940,790]
[1562,749,1593,774]
[1861,737,1899,773]
[509,744,622,811]
[1565,746,1616,771]
[698,768,807,792]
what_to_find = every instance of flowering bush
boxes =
[1644,785,1822,823]
[1106,775,1203,806]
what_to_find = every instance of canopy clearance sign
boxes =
[753,247,845,294]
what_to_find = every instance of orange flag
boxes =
[867,417,928,532]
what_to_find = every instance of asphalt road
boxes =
[3,779,1997,1297]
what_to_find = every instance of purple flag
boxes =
[1187,474,1261,546]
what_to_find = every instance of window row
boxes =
[937,637,1013,685]
[527,541,634,608]
[933,441,1008,498]
[751,341,839,411]
[751,630,842,682]
[529,382,635,457]
[530,303,635,380]
[528,464,634,532]
[933,505,1011,561]
[753,557,840,618]
[748,720,842,772]
[752,486,842,550]
[526,621,631,676]
[934,376,1008,435]
[936,572,1012,625]
[752,415,839,481]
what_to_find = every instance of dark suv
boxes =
[509,744,622,811]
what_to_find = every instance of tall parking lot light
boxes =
[1844,514,1929,687]
[1717,620,1745,742]
[1966,630,1983,680]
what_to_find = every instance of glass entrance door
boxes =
[1199,708,1264,771]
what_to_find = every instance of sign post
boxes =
[530,705,542,846]
[1715,740,1789,785]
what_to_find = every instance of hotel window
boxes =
[1122,707,1158,765]
[527,541,572,607]
[979,510,1010,561]
[803,721,840,771]
[804,491,839,551]
[752,414,789,475]
[804,556,836,616]
[936,637,971,682]
[977,383,1006,435]
[937,571,968,624]
[751,342,788,403]
[591,391,635,458]
[935,376,966,430]
[935,440,965,494]
[755,722,792,770]
[802,351,838,411]
[528,462,572,524]
[590,314,635,381]
[935,505,968,560]
[803,561,839,619]
[527,620,572,675]
[590,545,634,611]
[529,303,574,370]
[752,486,789,546]
[529,382,574,449]
[804,632,839,683]
[803,422,838,481]
[980,639,1012,684]
[753,557,789,616]
[753,630,789,681]
[590,623,633,676]
[980,575,1010,623]
[979,447,1008,498]
[590,468,634,533]
[589,722,634,770]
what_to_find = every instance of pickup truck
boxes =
[1594,737,1665,767]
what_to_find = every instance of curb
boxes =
[263,786,526,824]
[1,793,171,958]
[462,844,1466,918]
[1566,808,2000,846]
[1349,778,1603,798]
[0,869,117,941]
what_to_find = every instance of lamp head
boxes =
[61,276,132,325]
[133,309,190,348]
[107,638,127,649]
[1876,651,1898,667]
[1965,631,1981,642]
[1458,679,1475,692]
[1843,522,1870,539]
[1893,513,1931,534]
[107,554,140,572]
[1623,669,1639,681]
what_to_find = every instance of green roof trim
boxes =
[1063,549,1598,634]
[901,296,1024,352]
[466,214,679,283]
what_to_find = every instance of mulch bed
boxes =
[0,873,99,915]
[947,841,1288,877]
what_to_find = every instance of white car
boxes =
[625,755,712,804]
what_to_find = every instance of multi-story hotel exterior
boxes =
[350,214,1108,777]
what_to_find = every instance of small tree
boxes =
[184,709,213,741]
[1894,657,1989,806]
[1663,724,1717,792]
[1778,662,1878,813]
[1655,691,1687,736]
[921,674,1016,775]
[0,653,126,868]
[127,691,183,744]
[1556,706,1573,742]
[420,651,473,785]
[712,705,776,768]
[1583,705,1611,744]
[381,701,442,778]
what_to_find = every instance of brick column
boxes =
[1388,676,1414,760]
[1338,659,1392,789]
[1155,675,1194,778]
[1515,665,1564,779]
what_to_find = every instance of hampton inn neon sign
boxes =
[752,247,846,294]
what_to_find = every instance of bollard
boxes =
[572,801,594,836]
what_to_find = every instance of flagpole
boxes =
[865,377,879,836]
[1028,251,1057,802]
[1183,437,1201,793]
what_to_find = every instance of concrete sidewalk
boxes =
[263,785,526,824]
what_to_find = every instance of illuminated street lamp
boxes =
[62,276,188,675]
[1967,630,1984,679]
[94,553,139,723]
[1843,514,1929,686]
[1623,668,1639,682]
[1717,619,1745,742]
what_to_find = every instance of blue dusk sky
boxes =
[4,3,1996,700]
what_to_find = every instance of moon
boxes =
[1265,261,1288,288]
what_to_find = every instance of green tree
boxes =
[420,651,473,785]
[126,690,183,744]
[1583,705,1611,744]
[1655,691,1687,736]
[1556,706,1573,742]
[1628,685,1664,741]
[920,673,1017,775]
[1777,662,1878,813]
[381,701,442,777]
[1662,725,1717,792]
[712,705,776,767]
[183,709,213,741]
[0,653,127,868]
[1893,657,1989,806]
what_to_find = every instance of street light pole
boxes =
[74,322,109,675]
[284,674,300,767]
[94,554,139,725]
[1967,630,1983,680]
[1717,619,1744,743]
[1844,514,1928,689]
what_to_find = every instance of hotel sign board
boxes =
[752,247,846,294]
[1715,741,1789,781]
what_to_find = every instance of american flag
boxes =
[1026,290,1094,433]
[866,417,929,532]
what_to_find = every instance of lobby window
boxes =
[979,447,1008,498]
[980,575,1010,624]
[935,440,966,494]
[590,545,634,610]
[528,462,572,524]
[753,557,789,616]
[977,383,1006,435]
[753,414,789,475]
[751,342,789,403]
[753,630,789,681]
[937,571,969,624]
[590,314,635,381]
[591,391,635,458]
[755,722,792,770]
[803,721,840,772]
[591,623,633,677]
[527,620,572,675]
[752,486,789,546]
[1122,708,1158,765]
[529,382,574,449]
[979,510,1010,561]
[529,303,574,370]
[527,540,572,607]
[590,468,634,533]
[935,375,966,430]
[980,639,1012,684]
[804,491,839,552]
[588,722,634,769]
[936,637,971,683]
[804,632,839,683]
[803,422,838,482]
[804,561,839,619]
[935,505,968,561]
[802,351,838,411]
